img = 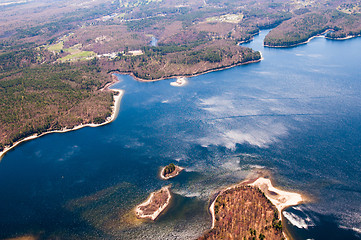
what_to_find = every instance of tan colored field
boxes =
[206,13,244,23]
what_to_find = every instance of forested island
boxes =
[199,178,303,240]
[1,0,361,157]
[199,186,283,240]
[160,163,184,179]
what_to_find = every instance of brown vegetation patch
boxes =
[157,21,184,42]
[160,29,210,45]
[199,186,284,240]
[0,53,114,151]
[135,186,171,220]
[65,25,149,54]
[0,0,116,49]
[194,22,235,37]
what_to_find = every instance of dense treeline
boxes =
[199,186,284,240]
[101,39,261,80]
[0,54,113,151]
[0,49,38,72]
[264,12,329,47]
[264,10,361,47]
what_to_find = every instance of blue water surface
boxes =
[1,30,361,239]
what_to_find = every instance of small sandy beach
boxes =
[249,177,303,217]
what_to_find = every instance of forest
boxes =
[265,10,361,47]
[198,186,284,240]
[0,49,113,151]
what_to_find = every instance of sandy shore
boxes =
[0,80,124,160]
[135,186,171,220]
[209,177,303,229]
[159,165,184,180]
[249,177,303,217]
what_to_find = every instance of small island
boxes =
[198,177,303,240]
[160,163,184,180]
[135,186,171,221]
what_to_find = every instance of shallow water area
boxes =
[1,30,361,239]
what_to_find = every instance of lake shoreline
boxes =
[263,29,361,48]
[110,57,262,83]
[264,29,332,48]
[264,29,360,48]
[0,77,124,160]
[0,56,261,160]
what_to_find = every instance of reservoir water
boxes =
[1,30,361,239]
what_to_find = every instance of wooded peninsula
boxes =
[1,0,361,153]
